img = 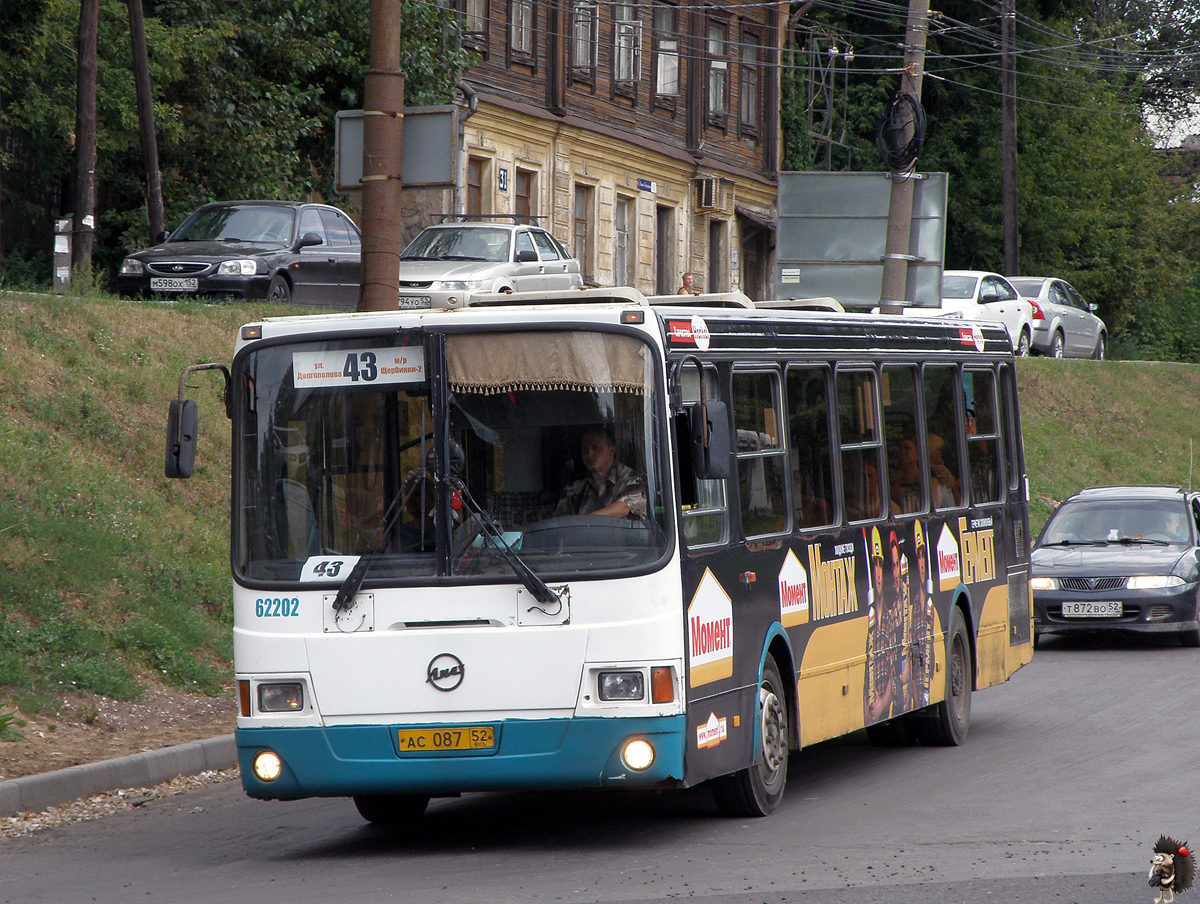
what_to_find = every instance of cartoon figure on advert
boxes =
[1150,835,1194,904]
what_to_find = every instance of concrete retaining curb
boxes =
[0,734,237,817]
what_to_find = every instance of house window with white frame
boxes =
[614,3,642,85]
[707,20,729,121]
[510,0,534,58]
[571,2,598,76]
[614,196,634,287]
[653,4,679,98]
[464,0,488,37]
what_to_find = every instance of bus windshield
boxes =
[233,329,670,585]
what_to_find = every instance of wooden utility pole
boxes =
[1000,0,1019,276]
[127,0,165,241]
[72,0,99,276]
[877,0,930,314]
[358,0,405,312]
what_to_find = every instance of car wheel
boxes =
[268,274,292,305]
[1050,331,1065,359]
[1016,329,1031,357]
[711,655,789,817]
[1092,334,1106,361]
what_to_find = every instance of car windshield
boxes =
[1008,278,1045,295]
[172,206,295,244]
[401,227,511,263]
[941,275,978,300]
[1039,498,1192,546]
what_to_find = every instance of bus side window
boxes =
[999,364,1021,493]
[732,369,788,538]
[882,365,925,516]
[922,365,966,509]
[836,369,884,523]
[964,369,1002,505]
[678,363,728,547]
[786,366,835,529]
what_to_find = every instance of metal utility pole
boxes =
[1000,0,1019,276]
[877,0,930,315]
[127,0,165,241]
[358,0,405,312]
[72,0,99,277]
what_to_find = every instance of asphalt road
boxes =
[1,632,1195,904]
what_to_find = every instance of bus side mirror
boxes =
[688,400,730,480]
[165,399,199,479]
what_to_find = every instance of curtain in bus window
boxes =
[837,370,884,522]
[922,365,965,509]
[882,366,925,516]
[447,332,646,395]
[733,370,787,537]
[963,369,1001,504]
[786,367,835,529]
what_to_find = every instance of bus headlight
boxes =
[252,750,283,782]
[621,738,655,771]
[258,682,304,712]
[599,671,645,701]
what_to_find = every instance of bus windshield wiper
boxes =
[331,468,425,613]
[450,478,559,606]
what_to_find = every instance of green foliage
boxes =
[0,291,285,701]
[0,709,24,742]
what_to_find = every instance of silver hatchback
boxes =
[397,220,583,309]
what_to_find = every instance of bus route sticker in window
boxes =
[292,346,426,388]
[687,568,733,687]
[300,555,362,582]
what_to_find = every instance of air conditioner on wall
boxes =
[694,177,731,213]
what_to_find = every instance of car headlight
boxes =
[217,259,258,276]
[1029,577,1057,591]
[119,258,143,275]
[1126,575,1185,590]
[434,279,484,291]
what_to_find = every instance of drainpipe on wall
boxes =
[455,82,479,216]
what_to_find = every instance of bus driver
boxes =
[555,426,648,519]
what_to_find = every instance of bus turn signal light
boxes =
[651,667,674,703]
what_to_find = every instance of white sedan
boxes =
[926,270,1035,356]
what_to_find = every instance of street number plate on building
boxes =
[1061,601,1122,617]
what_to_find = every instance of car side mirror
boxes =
[515,249,539,263]
[297,232,324,249]
[156,230,171,244]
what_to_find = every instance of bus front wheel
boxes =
[352,793,430,827]
[711,655,789,817]
[914,606,972,746]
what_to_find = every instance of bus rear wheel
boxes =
[711,656,789,817]
[914,606,972,746]
[352,793,430,827]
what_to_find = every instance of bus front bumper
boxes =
[237,715,687,800]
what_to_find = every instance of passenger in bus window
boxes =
[888,432,922,515]
[555,425,648,519]
[927,432,958,508]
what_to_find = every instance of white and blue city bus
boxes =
[166,287,1033,822]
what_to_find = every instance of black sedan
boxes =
[117,200,361,307]
[1031,485,1200,646]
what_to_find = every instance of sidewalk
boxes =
[0,734,236,817]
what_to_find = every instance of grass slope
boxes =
[2,291,1199,707]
